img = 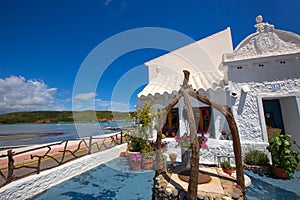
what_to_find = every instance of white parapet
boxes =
[0,143,127,200]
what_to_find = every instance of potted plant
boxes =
[171,128,177,137]
[227,133,232,140]
[221,161,233,176]
[169,153,177,163]
[141,144,155,170]
[131,153,142,170]
[244,149,269,166]
[267,132,300,179]
[221,130,227,140]
[127,136,147,162]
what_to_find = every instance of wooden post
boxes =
[182,70,200,200]
[152,70,245,199]
[120,131,123,144]
[60,141,68,164]
[7,150,14,183]
[37,157,42,174]
[193,91,246,193]
[88,136,92,154]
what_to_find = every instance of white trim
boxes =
[257,92,300,142]
[0,144,127,200]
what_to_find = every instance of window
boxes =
[193,107,211,133]
[162,108,179,137]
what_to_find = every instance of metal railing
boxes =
[0,130,132,188]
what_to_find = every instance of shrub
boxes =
[220,161,232,169]
[267,133,300,178]
[244,150,269,166]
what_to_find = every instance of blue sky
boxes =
[0,0,299,113]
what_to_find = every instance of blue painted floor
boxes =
[31,157,154,200]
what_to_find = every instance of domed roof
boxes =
[224,15,300,61]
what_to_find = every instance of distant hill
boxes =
[0,110,135,124]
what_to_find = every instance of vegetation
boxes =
[220,161,233,169]
[243,149,270,166]
[267,132,300,178]
[0,110,135,124]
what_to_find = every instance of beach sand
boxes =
[0,132,63,140]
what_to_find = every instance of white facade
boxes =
[138,16,300,164]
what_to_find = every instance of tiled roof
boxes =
[138,71,225,97]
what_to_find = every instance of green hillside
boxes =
[0,110,135,124]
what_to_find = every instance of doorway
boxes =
[263,99,284,139]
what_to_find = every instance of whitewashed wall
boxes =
[0,144,127,200]
[226,57,300,153]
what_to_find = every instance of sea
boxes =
[0,121,134,147]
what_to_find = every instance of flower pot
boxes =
[131,162,141,170]
[221,135,226,140]
[128,151,140,163]
[222,168,233,176]
[273,167,288,179]
[142,159,153,170]
[172,132,176,137]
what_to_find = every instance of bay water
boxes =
[0,121,133,147]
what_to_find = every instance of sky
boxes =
[0,0,299,114]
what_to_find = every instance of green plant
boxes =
[130,136,147,152]
[141,151,155,160]
[267,132,300,178]
[220,161,232,169]
[244,150,270,166]
[141,144,155,160]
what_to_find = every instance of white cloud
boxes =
[0,76,57,113]
[73,92,97,100]
[96,99,135,112]
[72,97,134,112]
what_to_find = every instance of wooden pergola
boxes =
[153,70,245,200]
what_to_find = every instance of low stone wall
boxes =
[244,164,273,176]
[0,144,127,200]
[152,169,245,200]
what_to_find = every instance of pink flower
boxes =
[132,153,142,162]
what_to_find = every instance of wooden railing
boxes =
[0,130,132,188]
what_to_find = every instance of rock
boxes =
[221,196,232,200]
[230,191,241,199]
[197,194,204,199]
[165,188,172,196]
[155,177,161,181]
[232,187,242,196]
[178,191,187,200]
[203,196,209,200]
[161,182,167,188]
[172,189,179,197]
[215,197,222,200]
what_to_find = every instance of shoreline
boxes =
[0,132,64,140]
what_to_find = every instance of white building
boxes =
[138,16,300,163]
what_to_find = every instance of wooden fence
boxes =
[0,130,131,188]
